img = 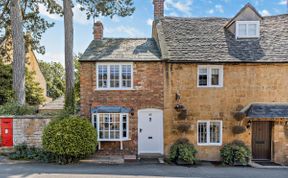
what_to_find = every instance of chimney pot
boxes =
[93,21,104,40]
[153,0,165,20]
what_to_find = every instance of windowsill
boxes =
[95,88,134,91]
[197,85,223,88]
[236,37,260,40]
[197,143,222,146]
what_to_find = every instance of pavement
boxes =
[0,160,287,178]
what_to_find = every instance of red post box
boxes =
[1,118,13,147]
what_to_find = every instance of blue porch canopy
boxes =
[91,106,131,113]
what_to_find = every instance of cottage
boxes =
[79,1,288,164]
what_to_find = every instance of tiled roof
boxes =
[157,14,288,63]
[241,103,288,119]
[79,38,161,61]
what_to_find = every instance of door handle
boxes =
[139,128,142,133]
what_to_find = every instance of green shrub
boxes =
[8,144,56,163]
[169,138,197,164]
[220,140,251,166]
[42,115,97,164]
[0,101,37,115]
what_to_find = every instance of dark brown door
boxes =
[252,121,272,160]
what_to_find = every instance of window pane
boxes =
[210,122,221,143]
[211,69,220,86]
[238,24,247,36]
[248,24,257,36]
[198,122,207,143]
[122,65,132,88]
[98,65,108,88]
[199,68,208,86]
[110,65,120,88]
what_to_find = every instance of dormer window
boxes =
[236,21,260,39]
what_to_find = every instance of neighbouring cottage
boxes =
[79,1,288,165]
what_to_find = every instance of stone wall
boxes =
[164,63,288,163]
[0,116,52,148]
[80,61,164,155]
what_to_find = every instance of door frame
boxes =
[137,108,164,155]
[251,121,272,161]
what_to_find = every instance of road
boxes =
[0,160,287,178]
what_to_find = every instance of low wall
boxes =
[0,116,53,148]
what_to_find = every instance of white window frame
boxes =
[236,21,260,39]
[197,65,223,88]
[197,120,223,146]
[96,62,133,90]
[91,113,129,141]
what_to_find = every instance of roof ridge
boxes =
[162,16,229,20]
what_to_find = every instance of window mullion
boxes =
[107,65,110,89]
[120,113,123,140]
[120,65,122,89]
[208,67,211,87]
[207,122,210,144]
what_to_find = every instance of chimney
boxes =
[153,0,165,20]
[93,21,103,40]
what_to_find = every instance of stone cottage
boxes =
[79,1,288,165]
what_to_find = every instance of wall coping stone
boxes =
[0,115,54,119]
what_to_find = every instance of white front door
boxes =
[138,109,163,154]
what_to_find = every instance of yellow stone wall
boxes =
[163,63,288,163]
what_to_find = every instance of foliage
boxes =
[74,54,80,111]
[9,144,56,163]
[26,70,46,105]
[220,140,251,166]
[232,126,246,134]
[0,63,45,105]
[0,0,62,55]
[38,60,65,100]
[0,62,13,104]
[42,115,97,164]
[0,101,37,115]
[169,138,197,164]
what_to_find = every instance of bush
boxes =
[0,101,37,115]
[169,138,197,164]
[9,144,56,163]
[42,115,97,164]
[220,140,251,166]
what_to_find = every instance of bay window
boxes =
[92,113,129,141]
[97,63,133,90]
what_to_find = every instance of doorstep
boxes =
[81,155,124,164]
[249,161,288,169]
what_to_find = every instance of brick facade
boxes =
[80,61,164,155]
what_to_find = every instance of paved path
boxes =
[0,161,287,178]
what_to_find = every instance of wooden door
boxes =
[252,121,271,160]
[1,118,13,147]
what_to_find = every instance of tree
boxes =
[63,0,74,114]
[0,0,62,55]
[39,60,65,100]
[0,62,45,105]
[10,0,26,105]
[63,0,135,113]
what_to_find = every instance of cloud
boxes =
[73,4,91,25]
[146,18,153,26]
[105,26,145,38]
[39,4,61,20]
[207,4,224,14]
[165,0,193,16]
[261,9,271,16]
[215,5,224,13]
[278,0,287,5]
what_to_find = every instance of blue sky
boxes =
[37,0,288,64]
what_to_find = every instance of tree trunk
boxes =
[10,0,26,105]
[63,0,75,113]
